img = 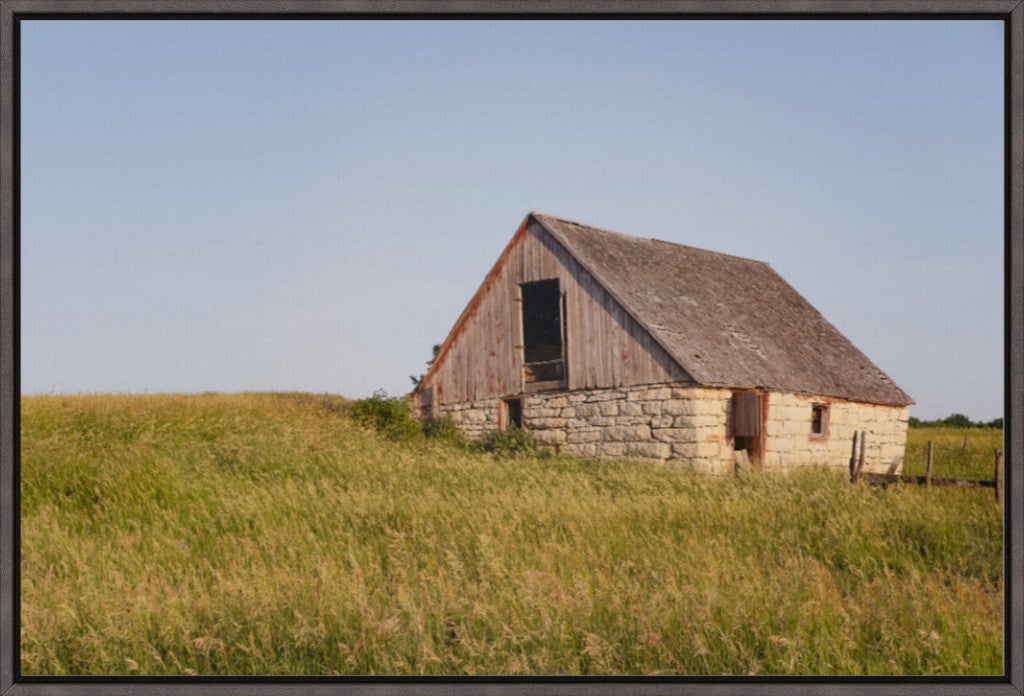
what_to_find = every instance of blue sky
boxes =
[20,20,1003,421]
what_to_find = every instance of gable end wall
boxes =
[418,220,690,406]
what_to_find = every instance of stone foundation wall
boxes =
[440,383,734,474]
[437,384,909,475]
[525,384,734,474]
[439,399,501,440]
[762,392,909,473]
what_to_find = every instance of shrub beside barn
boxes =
[412,212,911,474]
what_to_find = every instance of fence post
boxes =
[995,449,1003,503]
[855,430,866,481]
[926,441,934,488]
[849,431,859,482]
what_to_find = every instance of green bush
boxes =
[351,392,466,445]
[421,414,464,444]
[475,426,538,457]
[349,390,422,442]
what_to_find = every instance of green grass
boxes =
[902,427,1005,480]
[20,394,1003,676]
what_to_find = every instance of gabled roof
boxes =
[531,213,912,406]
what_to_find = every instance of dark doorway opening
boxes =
[521,279,565,385]
[731,390,762,461]
[504,398,523,430]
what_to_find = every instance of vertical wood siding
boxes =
[424,220,691,405]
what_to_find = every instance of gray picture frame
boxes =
[1,1,1021,694]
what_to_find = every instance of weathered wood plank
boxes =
[995,449,1003,503]
[849,430,859,481]
[854,430,866,481]
[733,391,759,437]
[926,440,934,488]
[861,472,997,488]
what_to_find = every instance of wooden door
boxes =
[732,390,764,463]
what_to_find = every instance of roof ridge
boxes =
[530,211,770,267]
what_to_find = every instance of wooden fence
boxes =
[848,430,1003,502]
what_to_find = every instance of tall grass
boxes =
[902,426,1005,480]
[20,394,1002,675]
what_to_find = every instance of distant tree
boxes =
[942,413,973,428]
[409,344,442,389]
[937,413,966,429]
[908,413,1000,429]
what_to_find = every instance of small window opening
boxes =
[521,279,565,384]
[811,404,828,437]
[504,398,523,430]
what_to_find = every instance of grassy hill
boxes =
[20,393,1003,675]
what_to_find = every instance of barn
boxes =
[411,212,912,475]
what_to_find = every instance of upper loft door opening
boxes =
[520,278,566,391]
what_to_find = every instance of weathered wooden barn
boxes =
[411,212,912,474]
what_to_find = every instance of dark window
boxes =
[811,404,828,437]
[504,398,522,430]
[521,279,565,383]
[522,279,562,363]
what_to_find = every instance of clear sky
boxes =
[20,20,1003,421]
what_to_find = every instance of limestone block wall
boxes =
[437,385,909,475]
[439,383,735,474]
[762,392,909,473]
[439,399,501,440]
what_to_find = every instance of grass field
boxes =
[902,426,1005,480]
[20,393,1003,676]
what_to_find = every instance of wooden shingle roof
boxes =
[532,212,912,406]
